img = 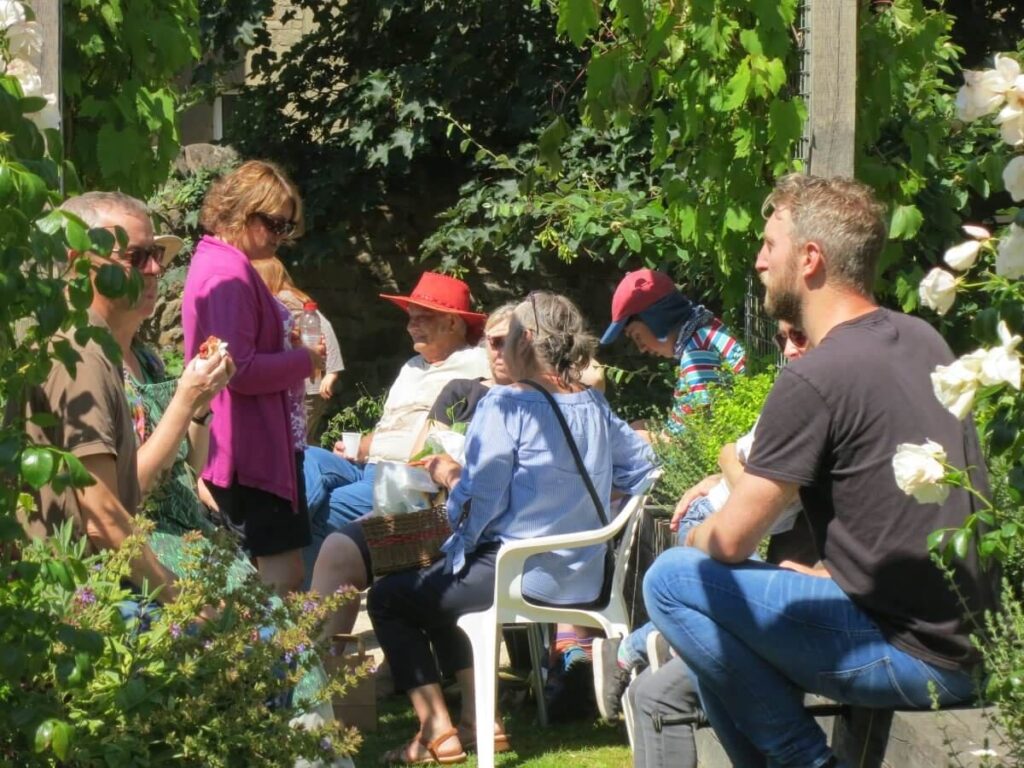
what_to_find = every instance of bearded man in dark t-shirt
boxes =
[642,174,999,768]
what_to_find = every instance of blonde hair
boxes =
[250,256,312,304]
[484,302,517,333]
[200,159,304,245]
[763,174,887,295]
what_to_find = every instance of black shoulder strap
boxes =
[520,380,608,527]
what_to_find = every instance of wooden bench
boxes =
[694,698,1002,767]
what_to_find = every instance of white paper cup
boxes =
[341,432,361,458]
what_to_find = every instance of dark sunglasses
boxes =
[114,244,166,270]
[253,211,297,237]
[774,329,808,352]
[486,335,506,351]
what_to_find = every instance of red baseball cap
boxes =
[600,269,677,344]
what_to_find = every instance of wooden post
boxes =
[807,0,857,178]
[25,1,60,99]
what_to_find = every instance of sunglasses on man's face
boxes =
[486,335,506,351]
[774,329,808,352]
[253,211,297,237]
[114,244,166,271]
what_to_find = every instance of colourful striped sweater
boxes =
[666,318,746,433]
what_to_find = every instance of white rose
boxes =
[996,76,1024,146]
[955,56,1020,122]
[0,0,26,30]
[931,352,984,420]
[979,321,1023,390]
[6,20,42,67]
[942,240,981,271]
[1004,156,1024,202]
[918,267,958,315]
[4,57,41,97]
[996,224,1024,279]
[962,224,991,240]
[892,440,951,505]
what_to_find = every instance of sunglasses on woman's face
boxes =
[252,211,297,237]
[486,335,506,351]
[774,329,808,352]
[114,244,166,270]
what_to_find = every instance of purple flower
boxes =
[302,599,317,613]
[320,737,333,753]
[74,587,97,607]
[284,651,294,664]
[169,623,182,639]
[91,563,102,572]
[295,643,308,655]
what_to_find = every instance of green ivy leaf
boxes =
[65,217,93,253]
[720,60,751,112]
[621,227,642,252]
[888,204,923,241]
[63,453,96,488]
[94,263,128,298]
[21,447,56,490]
[558,0,600,46]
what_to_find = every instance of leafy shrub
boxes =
[320,387,387,448]
[3,522,361,765]
[652,371,777,505]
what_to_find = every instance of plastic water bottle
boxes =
[300,301,322,384]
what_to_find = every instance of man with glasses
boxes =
[20,191,227,606]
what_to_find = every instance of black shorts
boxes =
[207,451,312,558]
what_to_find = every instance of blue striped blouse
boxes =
[442,384,656,606]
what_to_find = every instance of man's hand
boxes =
[778,560,832,578]
[671,474,722,532]
[181,350,234,414]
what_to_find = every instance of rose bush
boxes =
[902,49,1024,763]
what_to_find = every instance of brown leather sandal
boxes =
[381,728,467,765]
[457,726,512,754]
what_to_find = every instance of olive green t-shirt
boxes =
[21,311,140,543]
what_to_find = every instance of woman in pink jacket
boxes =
[183,160,324,595]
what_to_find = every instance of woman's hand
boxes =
[418,453,462,491]
[305,335,326,374]
[181,350,234,415]
[670,473,721,532]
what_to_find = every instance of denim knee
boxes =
[643,547,705,615]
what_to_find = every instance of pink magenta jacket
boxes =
[182,235,311,508]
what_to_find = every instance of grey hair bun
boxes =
[521,293,597,388]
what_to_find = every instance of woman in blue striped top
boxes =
[369,291,656,765]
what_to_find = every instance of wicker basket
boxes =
[361,506,452,578]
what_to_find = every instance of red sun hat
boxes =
[380,271,488,344]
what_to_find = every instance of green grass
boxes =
[352,688,632,767]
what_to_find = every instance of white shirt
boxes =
[368,346,490,462]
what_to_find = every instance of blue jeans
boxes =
[621,497,731,669]
[302,447,377,580]
[643,547,978,768]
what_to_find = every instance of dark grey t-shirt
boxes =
[428,378,489,427]
[747,308,998,670]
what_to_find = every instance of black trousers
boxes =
[367,543,500,692]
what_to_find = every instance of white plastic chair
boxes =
[456,470,661,768]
